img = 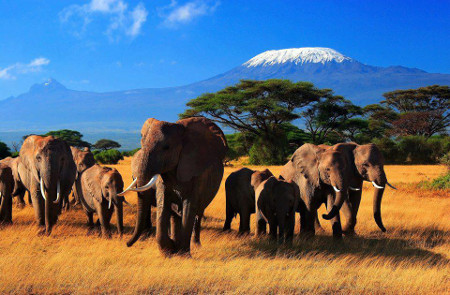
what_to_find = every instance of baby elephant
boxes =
[0,164,14,224]
[76,164,125,238]
[224,168,273,234]
[254,176,299,244]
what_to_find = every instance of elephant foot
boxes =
[237,230,250,236]
[0,219,13,225]
[37,227,47,236]
[343,229,357,237]
[299,231,315,240]
[140,227,155,241]
[222,225,231,232]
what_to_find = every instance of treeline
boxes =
[0,130,140,165]
[181,80,449,165]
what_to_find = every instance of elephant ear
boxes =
[83,166,103,203]
[291,144,320,187]
[18,135,39,172]
[257,176,277,217]
[176,117,228,182]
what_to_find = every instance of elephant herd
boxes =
[0,116,395,255]
[224,142,396,243]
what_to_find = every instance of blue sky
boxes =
[0,0,449,99]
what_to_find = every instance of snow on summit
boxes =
[243,47,352,67]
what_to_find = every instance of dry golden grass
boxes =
[0,159,448,294]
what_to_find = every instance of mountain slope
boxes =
[0,47,449,136]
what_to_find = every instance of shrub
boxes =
[248,136,288,165]
[121,148,140,157]
[372,137,404,164]
[94,149,123,165]
[418,172,450,190]
[0,141,11,160]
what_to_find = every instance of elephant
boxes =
[119,117,227,255]
[280,143,350,239]
[0,157,29,207]
[223,168,273,234]
[17,135,76,235]
[329,142,396,235]
[71,147,96,206]
[0,163,14,224]
[254,176,299,244]
[75,164,124,237]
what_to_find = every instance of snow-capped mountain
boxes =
[0,47,449,148]
[244,47,352,67]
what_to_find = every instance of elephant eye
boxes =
[36,155,42,162]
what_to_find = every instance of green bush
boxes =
[0,141,11,160]
[94,149,124,165]
[418,172,450,190]
[372,137,404,164]
[121,148,140,157]
[248,136,288,165]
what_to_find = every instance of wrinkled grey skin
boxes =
[76,164,124,238]
[329,142,390,235]
[18,135,76,235]
[280,143,350,239]
[0,157,29,207]
[0,164,14,224]
[254,176,299,244]
[71,147,96,207]
[125,117,227,255]
[223,168,273,234]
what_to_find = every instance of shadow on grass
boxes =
[237,229,448,266]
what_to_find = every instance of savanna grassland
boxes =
[0,159,448,294]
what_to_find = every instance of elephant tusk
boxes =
[349,186,360,191]
[129,175,159,193]
[40,178,47,201]
[108,197,112,209]
[386,182,397,190]
[372,181,385,189]
[0,192,2,201]
[53,181,61,204]
[117,178,138,196]
[332,185,341,193]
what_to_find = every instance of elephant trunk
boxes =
[127,192,150,247]
[370,171,387,232]
[277,214,285,244]
[322,184,348,220]
[115,198,124,236]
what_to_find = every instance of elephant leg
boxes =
[0,193,13,224]
[342,190,362,236]
[299,198,315,239]
[170,213,182,242]
[30,188,45,234]
[238,207,251,235]
[255,209,267,236]
[179,199,197,254]
[326,194,342,240]
[285,214,295,246]
[16,191,26,208]
[269,219,278,241]
[156,193,176,255]
[193,212,203,245]
[97,203,111,238]
[223,198,234,231]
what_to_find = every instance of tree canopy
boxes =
[43,129,91,148]
[93,139,121,151]
[0,140,11,160]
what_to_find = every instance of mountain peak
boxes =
[29,78,67,93]
[243,47,353,67]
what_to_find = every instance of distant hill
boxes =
[1,47,449,148]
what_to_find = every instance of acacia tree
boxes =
[382,85,449,137]
[180,79,331,164]
[302,96,362,144]
[43,129,91,148]
[93,139,121,151]
[0,141,11,160]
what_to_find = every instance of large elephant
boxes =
[71,147,96,206]
[280,143,350,239]
[119,117,227,255]
[0,157,29,207]
[18,135,76,235]
[223,168,273,234]
[0,163,14,224]
[254,176,299,244]
[76,164,124,237]
[330,142,396,235]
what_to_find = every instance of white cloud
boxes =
[60,0,148,39]
[0,57,50,80]
[160,1,219,27]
